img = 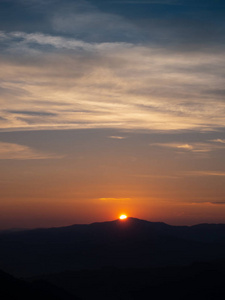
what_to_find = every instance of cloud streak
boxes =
[183,171,225,177]
[150,142,225,153]
[108,136,126,140]
[0,142,62,159]
[0,29,225,133]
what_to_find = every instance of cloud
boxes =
[0,31,99,52]
[150,142,225,153]
[99,197,130,201]
[190,201,225,206]
[132,174,179,179]
[183,171,225,177]
[110,0,180,4]
[211,139,225,144]
[52,13,130,41]
[0,142,62,159]
[7,110,57,116]
[150,143,194,151]
[108,136,126,139]
[184,201,225,206]
[176,144,194,150]
[1,0,225,51]
[51,1,142,43]
[210,201,225,205]
[98,0,224,6]
[1,30,225,133]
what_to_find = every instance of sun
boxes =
[119,214,128,220]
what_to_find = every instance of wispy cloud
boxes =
[184,201,225,206]
[51,2,141,43]
[150,142,225,153]
[189,201,225,206]
[108,136,126,140]
[211,139,225,144]
[183,171,225,177]
[1,29,225,133]
[7,110,57,117]
[132,174,179,179]
[99,197,130,201]
[0,142,62,159]
[110,0,179,4]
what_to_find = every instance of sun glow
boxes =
[119,214,128,220]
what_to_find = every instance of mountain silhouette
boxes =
[31,262,225,300]
[1,217,225,277]
[3,261,225,299]
[0,269,78,299]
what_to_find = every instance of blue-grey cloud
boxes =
[184,171,225,177]
[7,110,57,116]
[0,141,63,159]
[0,30,225,132]
[1,0,224,48]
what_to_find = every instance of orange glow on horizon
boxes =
[119,214,128,220]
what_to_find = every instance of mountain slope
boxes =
[1,217,225,276]
[0,269,78,299]
[32,262,225,300]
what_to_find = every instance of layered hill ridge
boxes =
[0,269,77,300]
[1,217,225,277]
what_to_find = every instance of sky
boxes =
[0,0,225,229]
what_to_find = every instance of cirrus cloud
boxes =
[0,141,62,159]
[0,30,225,133]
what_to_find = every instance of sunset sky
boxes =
[1,0,225,229]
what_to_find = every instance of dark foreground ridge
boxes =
[33,262,225,300]
[1,217,225,277]
[2,262,225,300]
[0,269,77,300]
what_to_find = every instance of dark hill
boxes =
[1,217,225,276]
[0,269,77,300]
[32,262,225,300]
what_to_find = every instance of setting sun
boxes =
[119,214,128,220]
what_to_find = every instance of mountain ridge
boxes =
[2,217,225,234]
[1,217,225,277]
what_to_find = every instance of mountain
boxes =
[31,262,225,300]
[3,261,225,300]
[1,217,225,277]
[0,269,78,300]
